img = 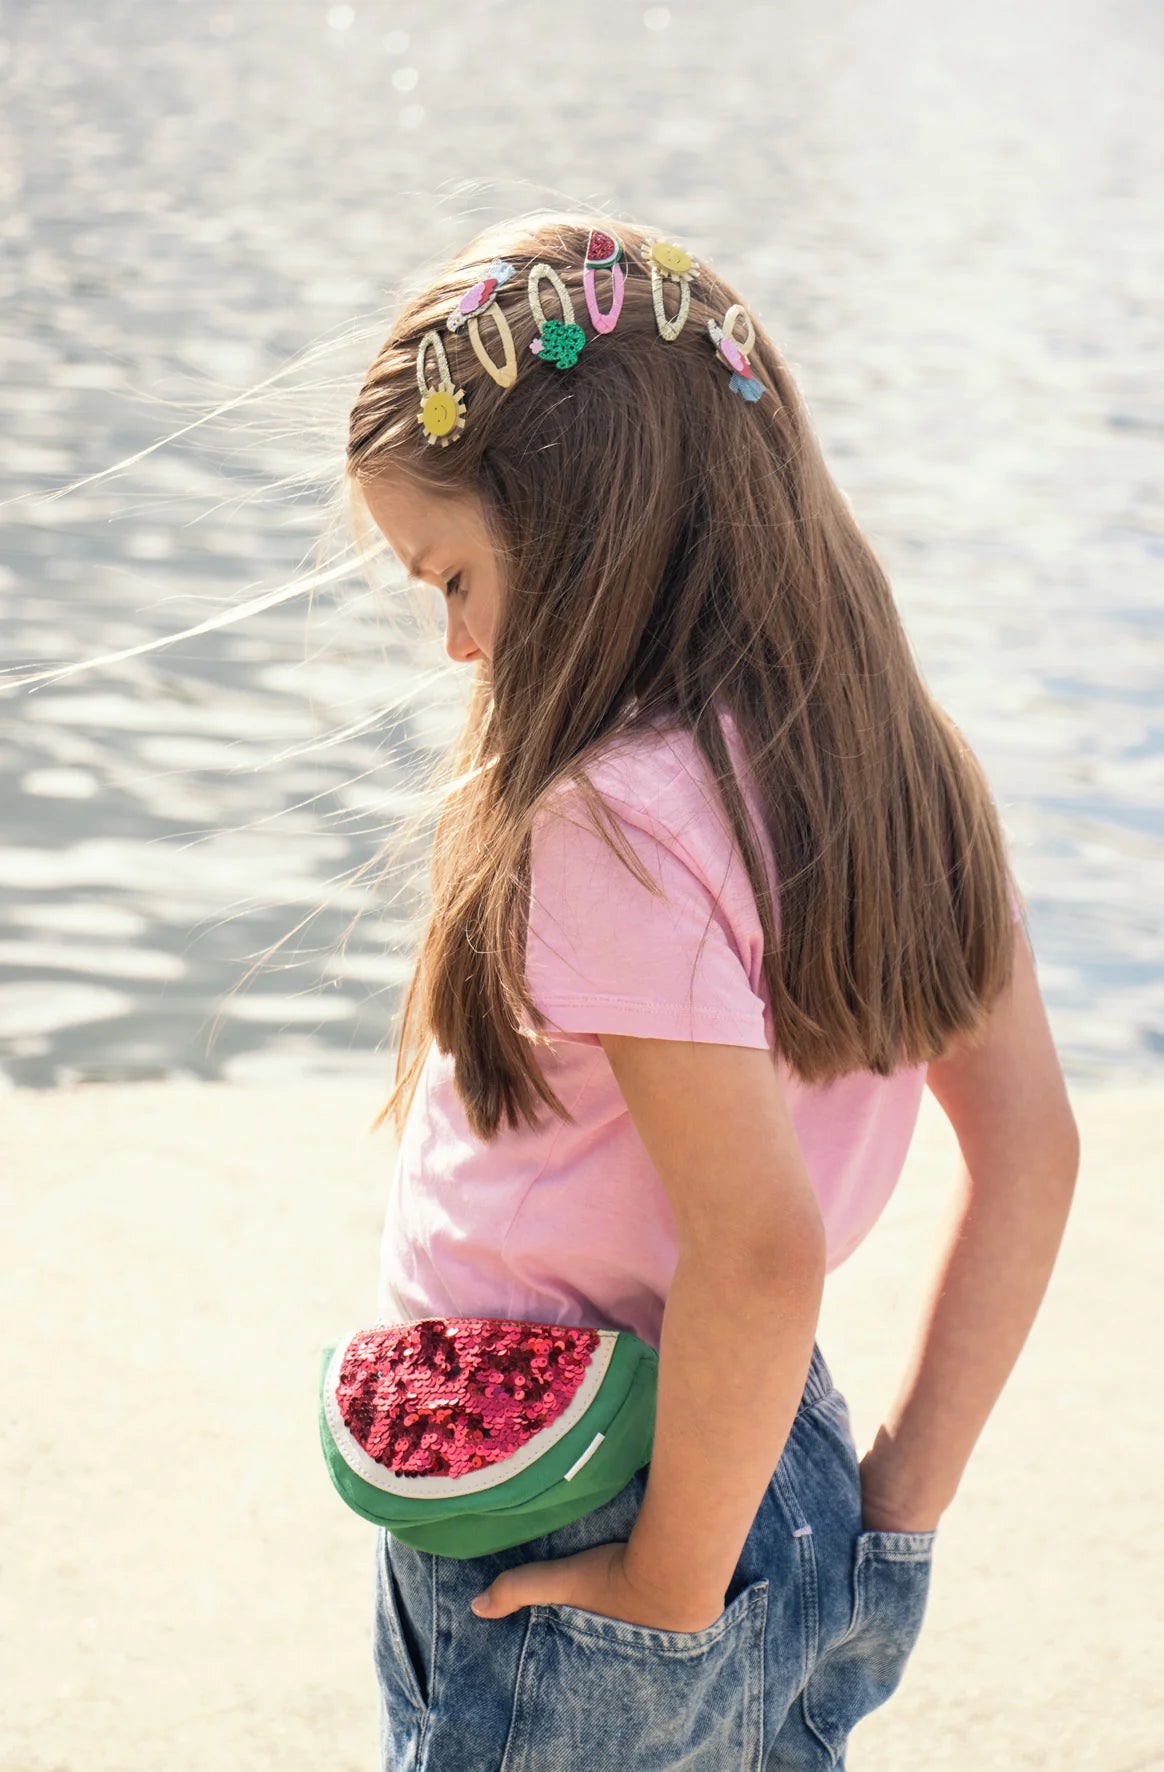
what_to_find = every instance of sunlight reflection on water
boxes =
[0,0,1161,1087]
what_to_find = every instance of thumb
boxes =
[470,1559,555,1618]
[471,1572,521,1617]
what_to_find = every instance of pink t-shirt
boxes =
[376,708,1021,1353]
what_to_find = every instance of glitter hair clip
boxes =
[707,303,765,402]
[581,228,626,335]
[415,329,466,446]
[527,261,586,369]
[640,238,699,341]
[446,258,518,389]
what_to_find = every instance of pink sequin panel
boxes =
[336,1317,600,1479]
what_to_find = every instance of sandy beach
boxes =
[1,1076,1158,1770]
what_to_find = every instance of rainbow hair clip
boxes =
[446,258,518,389]
[707,304,764,402]
[581,228,625,335]
[641,238,699,341]
[415,329,466,446]
[527,262,586,369]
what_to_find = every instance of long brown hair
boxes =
[347,211,1020,1143]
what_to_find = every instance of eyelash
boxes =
[444,574,463,599]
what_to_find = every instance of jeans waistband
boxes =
[800,1341,835,1411]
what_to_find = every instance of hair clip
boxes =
[446,259,518,389]
[414,329,466,447]
[707,304,764,402]
[581,229,625,335]
[527,262,586,369]
[640,239,699,341]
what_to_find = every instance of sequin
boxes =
[335,1317,601,1479]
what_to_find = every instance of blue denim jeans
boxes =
[371,1344,936,1770]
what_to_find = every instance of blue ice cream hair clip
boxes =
[447,258,518,388]
[527,261,586,369]
[640,238,699,341]
[415,329,467,446]
[707,303,765,402]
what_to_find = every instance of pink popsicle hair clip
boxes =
[446,258,518,389]
[707,303,765,403]
[581,228,625,335]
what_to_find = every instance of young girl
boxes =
[343,213,1079,1772]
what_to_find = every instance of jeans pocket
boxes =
[373,1527,431,1719]
[800,1529,935,1761]
[501,1578,770,1772]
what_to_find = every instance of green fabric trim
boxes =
[318,1331,657,1557]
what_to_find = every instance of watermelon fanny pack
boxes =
[318,1315,659,1558]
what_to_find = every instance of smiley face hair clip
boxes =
[415,329,467,447]
[641,238,699,341]
[707,303,765,403]
[446,258,518,389]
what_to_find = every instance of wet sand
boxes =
[2,1078,1157,1770]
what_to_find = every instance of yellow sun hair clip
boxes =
[415,329,466,447]
[640,238,700,341]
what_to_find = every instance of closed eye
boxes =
[444,573,463,599]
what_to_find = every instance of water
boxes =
[1,0,1161,1089]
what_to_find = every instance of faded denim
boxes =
[371,1344,936,1770]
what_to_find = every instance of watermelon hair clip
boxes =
[527,262,587,370]
[640,237,700,341]
[581,228,626,335]
[707,303,765,404]
[414,329,466,447]
[446,258,519,390]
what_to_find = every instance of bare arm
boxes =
[860,923,1080,1531]
[596,1034,827,1626]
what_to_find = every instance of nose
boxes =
[445,610,482,665]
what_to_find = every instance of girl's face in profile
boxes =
[362,474,500,665]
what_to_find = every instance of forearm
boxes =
[623,1217,826,1620]
[865,1151,1077,1527]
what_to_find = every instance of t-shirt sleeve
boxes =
[524,787,770,1049]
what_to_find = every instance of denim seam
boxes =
[418,1553,438,1753]
[499,1612,541,1772]
[771,1454,818,1688]
[798,1559,858,1771]
[752,1592,768,1772]
[790,1390,860,1765]
[382,1531,429,1722]
[532,1579,769,1658]
[798,1688,844,1769]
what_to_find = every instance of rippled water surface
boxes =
[1,0,1161,1088]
